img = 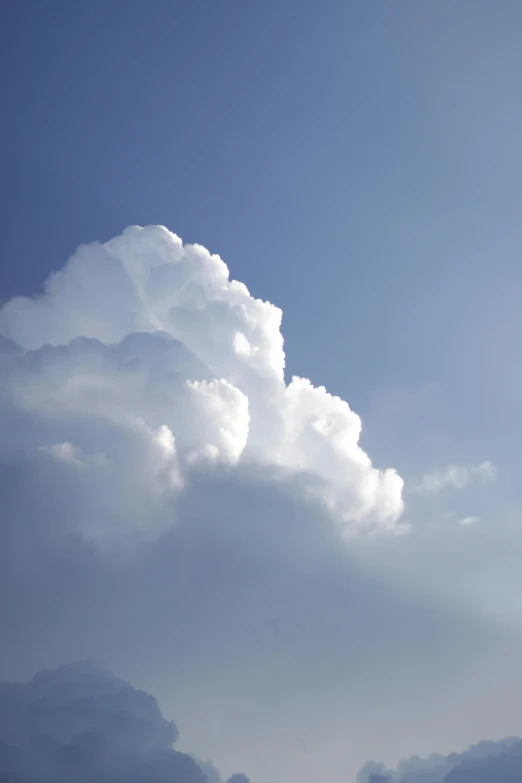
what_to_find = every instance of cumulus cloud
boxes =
[2,227,521,782]
[358,736,522,782]
[410,461,496,495]
[0,225,403,541]
[0,662,244,783]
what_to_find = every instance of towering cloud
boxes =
[0,227,517,781]
[0,225,403,545]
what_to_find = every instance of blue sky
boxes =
[4,1,522,409]
[2,3,522,781]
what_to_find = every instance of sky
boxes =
[1,2,522,782]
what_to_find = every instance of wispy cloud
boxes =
[410,461,497,495]
[458,515,480,526]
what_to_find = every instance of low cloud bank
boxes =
[2,661,520,783]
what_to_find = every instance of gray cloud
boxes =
[0,661,227,783]
[358,736,522,782]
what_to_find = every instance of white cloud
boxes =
[0,225,403,542]
[410,460,497,495]
[472,460,497,482]
[38,441,84,467]
[459,515,480,526]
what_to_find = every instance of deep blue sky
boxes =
[2,0,522,464]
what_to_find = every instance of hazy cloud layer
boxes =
[4,450,510,780]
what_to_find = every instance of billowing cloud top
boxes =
[0,226,403,544]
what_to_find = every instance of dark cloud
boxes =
[0,662,239,783]
[359,737,522,782]
[444,741,522,782]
